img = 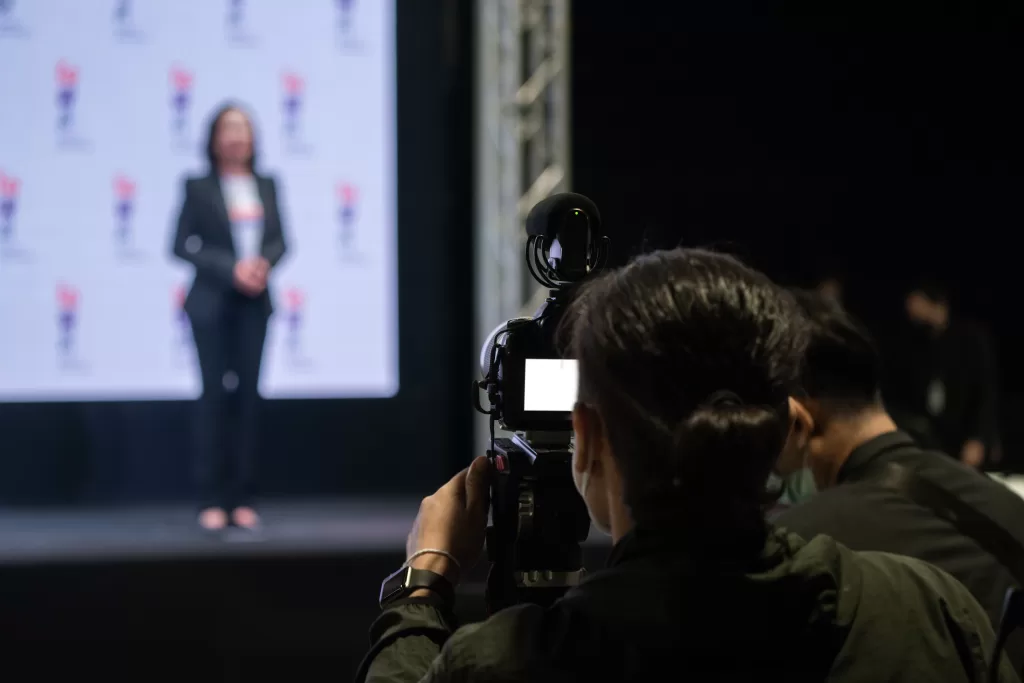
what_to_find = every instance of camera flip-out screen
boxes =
[523,359,578,412]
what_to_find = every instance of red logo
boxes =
[169,67,194,132]
[56,59,79,89]
[113,174,135,201]
[0,171,19,199]
[284,287,305,313]
[57,283,79,312]
[0,171,20,241]
[282,71,305,134]
[55,60,79,130]
[336,182,358,207]
[169,66,193,94]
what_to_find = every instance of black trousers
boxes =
[188,294,268,511]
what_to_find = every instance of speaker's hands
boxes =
[405,456,491,584]
[233,259,266,296]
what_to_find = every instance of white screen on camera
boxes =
[523,359,578,412]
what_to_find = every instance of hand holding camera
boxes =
[405,456,491,583]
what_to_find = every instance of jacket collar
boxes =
[836,430,917,484]
[606,524,774,571]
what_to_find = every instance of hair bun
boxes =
[669,397,787,501]
[703,390,744,409]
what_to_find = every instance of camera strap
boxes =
[873,461,1024,587]
[872,461,1024,678]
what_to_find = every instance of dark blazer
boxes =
[171,172,287,324]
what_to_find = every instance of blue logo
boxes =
[56,284,80,357]
[0,171,19,245]
[169,66,194,150]
[336,0,361,50]
[282,72,303,136]
[112,0,146,42]
[54,60,91,149]
[226,0,258,46]
[113,175,134,246]
[281,71,312,155]
[55,60,78,131]
[283,287,308,363]
[0,170,31,261]
[112,174,146,260]
[335,182,359,253]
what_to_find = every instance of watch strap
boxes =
[379,566,454,609]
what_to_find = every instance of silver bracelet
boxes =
[404,548,461,574]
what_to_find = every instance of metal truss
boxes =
[474,0,571,453]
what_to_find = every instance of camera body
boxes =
[474,193,608,611]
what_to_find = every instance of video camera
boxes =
[473,193,610,612]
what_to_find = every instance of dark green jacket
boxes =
[359,528,1019,682]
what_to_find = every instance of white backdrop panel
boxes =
[0,0,398,401]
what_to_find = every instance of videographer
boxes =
[774,288,1024,669]
[357,249,1016,682]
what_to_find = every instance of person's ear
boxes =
[572,403,593,477]
[788,396,816,438]
[776,396,816,475]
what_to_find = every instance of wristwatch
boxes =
[379,565,454,609]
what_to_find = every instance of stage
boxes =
[0,499,613,680]
[2,478,1020,679]
[0,499,425,564]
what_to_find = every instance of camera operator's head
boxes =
[562,248,805,548]
[776,289,896,488]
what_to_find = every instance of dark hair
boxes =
[790,288,882,412]
[204,102,258,172]
[563,248,806,538]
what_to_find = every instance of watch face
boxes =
[380,566,412,606]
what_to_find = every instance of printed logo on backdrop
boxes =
[169,67,194,153]
[335,182,360,259]
[112,0,146,43]
[113,174,146,261]
[225,0,259,47]
[336,0,363,52]
[55,60,92,150]
[56,284,87,371]
[172,285,193,365]
[0,0,30,38]
[281,72,312,156]
[0,170,30,262]
[282,287,312,368]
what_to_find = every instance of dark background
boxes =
[0,0,475,505]
[572,2,1023,465]
[4,0,1024,505]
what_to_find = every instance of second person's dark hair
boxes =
[562,248,806,536]
[790,288,882,413]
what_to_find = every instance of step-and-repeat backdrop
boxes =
[0,0,397,400]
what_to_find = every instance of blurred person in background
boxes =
[171,103,288,531]
[773,288,1024,669]
[357,249,1013,683]
[884,281,998,469]
[816,275,844,304]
